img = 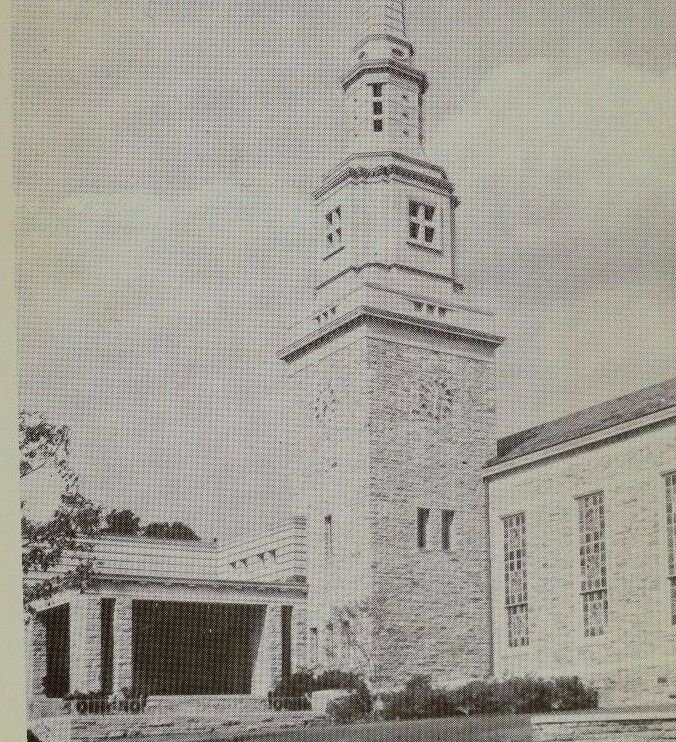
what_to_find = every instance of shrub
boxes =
[383,675,597,720]
[327,684,372,723]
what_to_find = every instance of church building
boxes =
[24,0,676,719]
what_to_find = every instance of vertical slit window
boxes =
[417,508,430,549]
[504,513,529,647]
[441,510,454,551]
[666,472,676,624]
[324,514,333,557]
[309,627,318,666]
[578,492,608,637]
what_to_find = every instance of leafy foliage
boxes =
[102,509,141,536]
[326,684,372,723]
[20,412,101,610]
[383,675,598,720]
[144,521,200,540]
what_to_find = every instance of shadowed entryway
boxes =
[131,601,266,695]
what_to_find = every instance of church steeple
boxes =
[342,0,427,154]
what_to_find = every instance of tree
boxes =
[102,509,141,536]
[20,412,101,611]
[144,521,200,541]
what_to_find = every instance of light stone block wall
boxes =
[488,420,676,707]
[366,333,497,688]
[69,596,101,694]
[112,597,132,694]
[288,319,498,689]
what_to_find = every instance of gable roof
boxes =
[488,376,676,468]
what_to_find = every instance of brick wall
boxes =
[489,420,676,707]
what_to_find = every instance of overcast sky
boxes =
[14,0,676,538]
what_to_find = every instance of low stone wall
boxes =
[531,709,676,742]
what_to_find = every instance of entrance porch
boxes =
[26,578,307,719]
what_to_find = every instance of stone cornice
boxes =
[314,261,463,292]
[352,34,415,57]
[341,58,428,93]
[313,162,458,201]
[90,572,309,595]
[279,305,504,364]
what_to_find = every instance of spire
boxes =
[353,0,415,63]
[363,0,407,39]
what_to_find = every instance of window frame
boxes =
[417,507,430,549]
[502,512,529,648]
[408,199,440,251]
[441,509,454,551]
[576,491,608,638]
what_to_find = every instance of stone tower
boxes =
[279,0,503,690]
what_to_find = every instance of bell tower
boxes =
[280,0,503,690]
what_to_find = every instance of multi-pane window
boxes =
[417,508,430,549]
[666,472,676,623]
[441,510,454,551]
[504,513,529,647]
[371,84,384,132]
[578,492,608,637]
[409,200,436,246]
[324,514,333,557]
[326,206,343,255]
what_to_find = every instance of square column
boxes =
[291,603,307,674]
[251,605,282,696]
[112,597,133,694]
[27,614,47,703]
[69,596,101,694]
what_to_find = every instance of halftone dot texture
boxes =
[14,0,676,720]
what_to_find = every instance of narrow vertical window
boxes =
[325,206,343,256]
[666,472,676,623]
[504,513,529,647]
[578,492,608,637]
[309,627,318,666]
[371,83,384,132]
[326,622,334,660]
[417,508,430,549]
[341,620,352,664]
[324,514,333,557]
[441,510,454,550]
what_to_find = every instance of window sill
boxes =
[407,240,442,254]
[323,245,345,260]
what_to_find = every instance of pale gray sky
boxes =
[14,0,676,538]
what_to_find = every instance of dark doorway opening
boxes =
[43,604,70,698]
[132,601,265,695]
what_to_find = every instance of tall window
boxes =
[309,627,318,666]
[441,510,454,551]
[417,507,430,549]
[324,514,333,557]
[409,200,437,246]
[503,513,529,647]
[371,83,384,132]
[666,472,676,623]
[578,492,608,637]
[325,623,335,659]
[326,206,343,256]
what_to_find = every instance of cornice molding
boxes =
[314,261,463,292]
[313,162,458,201]
[341,58,428,93]
[352,34,415,57]
[279,305,504,364]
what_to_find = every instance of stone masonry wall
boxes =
[366,333,497,688]
[112,597,132,693]
[69,596,101,694]
[531,712,676,742]
[489,420,676,707]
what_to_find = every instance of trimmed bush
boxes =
[327,684,372,723]
[383,675,597,720]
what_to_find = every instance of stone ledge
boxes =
[532,708,676,724]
